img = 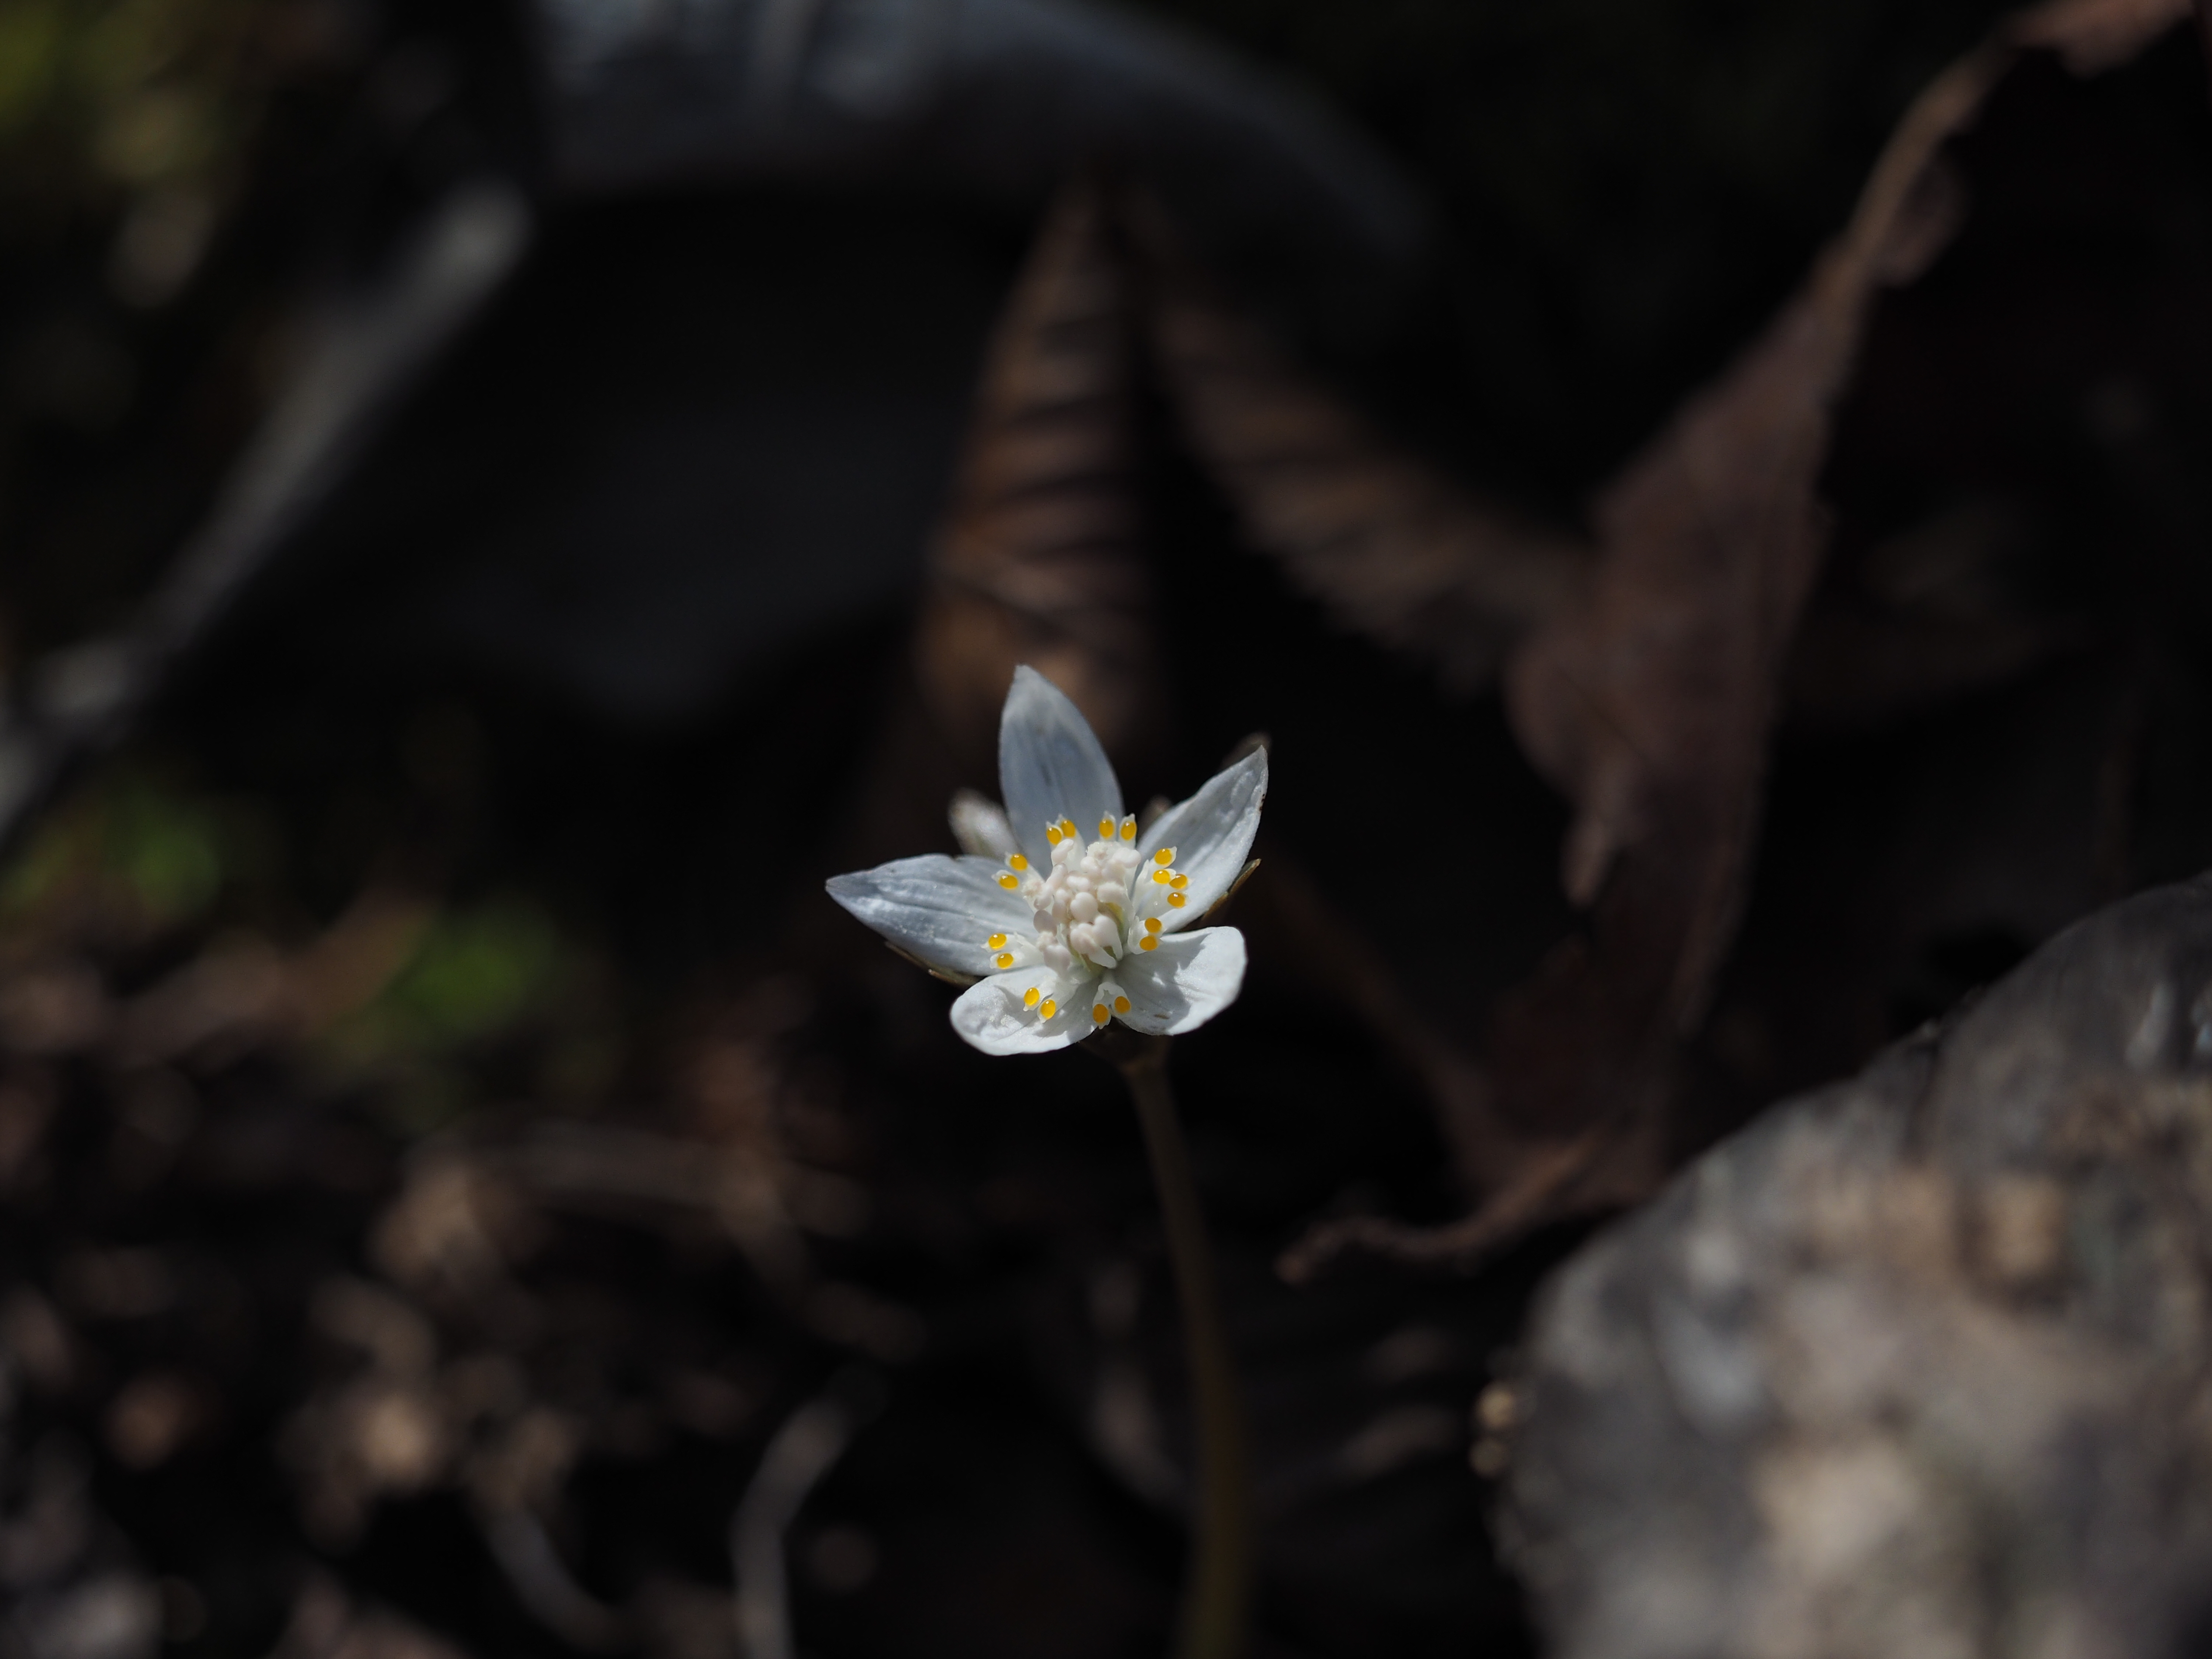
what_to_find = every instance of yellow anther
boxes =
[1098,817,1115,840]
[1168,892,1186,908]
[1045,825,1063,845]
[1061,817,1077,838]
[1008,853,1028,871]
[994,952,1015,969]
[1039,998,1058,1020]
[1114,995,1131,1014]
[1023,987,1041,1008]
[1092,1004,1110,1025]
[1153,847,1175,866]
[1119,817,1136,842]
[1144,917,1162,934]
[1140,935,1159,951]
[987,932,1008,949]
[997,872,1019,890]
[1170,873,1188,890]
[1151,869,1173,885]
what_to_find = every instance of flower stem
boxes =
[1117,1036,1251,1659]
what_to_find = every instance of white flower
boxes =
[827,666,1266,1055]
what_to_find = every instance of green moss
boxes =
[0,0,260,212]
[0,763,239,937]
[314,894,589,1098]
[0,1,68,136]
[386,900,566,1047]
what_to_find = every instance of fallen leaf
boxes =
[2016,0,2193,71]
[1506,39,1997,942]
[1135,203,1592,695]
[1286,0,2193,1276]
[914,177,1163,767]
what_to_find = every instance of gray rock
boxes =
[1505,874,2212,1659]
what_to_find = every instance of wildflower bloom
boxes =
[828,667,1265,1054]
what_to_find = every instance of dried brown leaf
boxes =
[2015,0,2192,72]
[1506,42,2004,940]
[1134,208,1592,693]
[1286,1,2191,1277]
[915,178,1163,762]
[1278,1116,1649,1283]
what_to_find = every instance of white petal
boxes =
[1116,927,1247,1036]
[1140,747,1266,930]
[950,967,1095,1055]
[999,666,1123,864]
[826,855,1032,975]
[947,790,1020,861]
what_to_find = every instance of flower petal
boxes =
[1116,926,1247,1035]
[947,790,1021,861]
[825,855,1033,975]
[1140,747,1266,930]
[999,666,1123,863]
[950,967,1095,1055]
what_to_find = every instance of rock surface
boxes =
[1505,874,2212,1659]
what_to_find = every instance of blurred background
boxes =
[0,0,2209,1654]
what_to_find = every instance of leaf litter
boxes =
[3,0,2212,1652]
[1277,0,2198,1277]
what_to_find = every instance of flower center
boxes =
[980,813,1195,1020]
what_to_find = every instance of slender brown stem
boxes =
[1118,1036,1251,1659]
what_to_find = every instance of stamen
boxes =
[1061,817,1077,838]
[1039,998,1058,1020]
[1092,1004,1110,1025]
[994,952,1015,969]
[1144,917,1162,934]
[1151,869,1173,885]
[1119,817,1136,842]
[987,933,1008,949]
[997,872,1020,890]
[1139,936,1159,951]
[1098,817,1115,840]
[1008,853,1029,872]
[1170,874,1188,890]
[1045,824,1063,846]
[1024,987,1041,1008]
[1153,847,1176,866]
[1168,892,1186,908]
[1114,995,1131,1014]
